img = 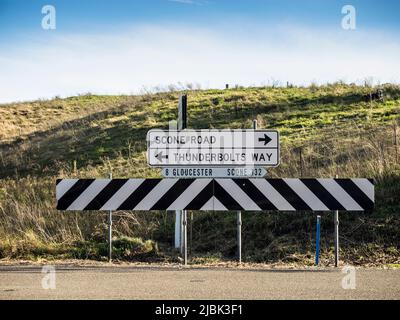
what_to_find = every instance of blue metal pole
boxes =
[315,215,321,266]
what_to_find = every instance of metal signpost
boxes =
[176,95,187,257]
[315,215,321,266]
[237,119,259,263]
[334,175,339,267]
[334,210,339,267]
[179,95,187,264]
[237,210,242,263]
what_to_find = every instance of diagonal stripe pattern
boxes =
[56,178,374,212]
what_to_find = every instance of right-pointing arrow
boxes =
[258,134,272,146]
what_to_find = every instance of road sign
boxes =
[146,129,279,167]
[56,178,374,212]
[162,167,267,178]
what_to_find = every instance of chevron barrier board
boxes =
[56,178,374,212]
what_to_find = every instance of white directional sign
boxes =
[147,129,279,167]
[162,167,268,178]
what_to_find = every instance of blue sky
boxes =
[0,0,399,103]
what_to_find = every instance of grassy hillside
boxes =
[0,83,399,265]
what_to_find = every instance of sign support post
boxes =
[237,211,242,263]
[174,213,181,249]
[237,119,259,263]
[183,210,187,266]
[175,95,187,251]
[108,172,113,263]
[315,215,321,266]
[334,210,339,267]
[176,95,187,265]
[334,174,339,267]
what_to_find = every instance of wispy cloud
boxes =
[168,0,209,6]
[0,23,399,103]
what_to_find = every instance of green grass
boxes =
[0,83,399,265]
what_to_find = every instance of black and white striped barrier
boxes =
[56,178,374,212]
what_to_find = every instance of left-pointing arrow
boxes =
[155,151,169,162]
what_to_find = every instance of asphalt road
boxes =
[0,265,399,300]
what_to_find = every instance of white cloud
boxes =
[168,0,209,5]
[0,24,399,103]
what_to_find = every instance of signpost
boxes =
[315,215,321,266]
[147,129,279,167]
[334,209,339,267]
[334,175,339,267]
[177,95,187,264]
